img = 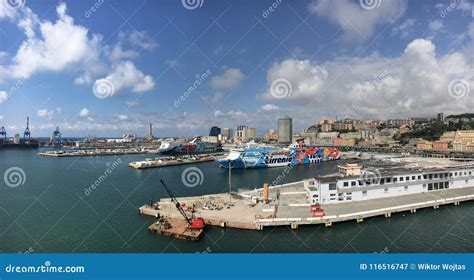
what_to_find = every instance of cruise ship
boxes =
[218,140,340,168]
[305,161,474,205]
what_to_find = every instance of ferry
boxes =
[218,140,340,169]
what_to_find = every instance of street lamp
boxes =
[228,159,232,204]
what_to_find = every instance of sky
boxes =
[0,0,473,138]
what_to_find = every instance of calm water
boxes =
[0,149,472,253]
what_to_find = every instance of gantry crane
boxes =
[0,126,6,141]
[23,117,31,140]
[159,180,205,229]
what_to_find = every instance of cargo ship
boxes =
[0,117,39,149]
[218,140,340,169]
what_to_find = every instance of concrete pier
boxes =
[152,181,474,231]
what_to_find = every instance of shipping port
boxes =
[0,117,39,149]
[140,156,474,239]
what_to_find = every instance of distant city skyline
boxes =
[0,0,473,137]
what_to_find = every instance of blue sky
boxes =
[0,0,473,137]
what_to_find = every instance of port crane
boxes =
[0,126,6,141]
[23,117,31,140]
[159,180,205,230]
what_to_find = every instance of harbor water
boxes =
[0,149,472,253]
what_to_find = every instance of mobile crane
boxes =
[160,180,205,230]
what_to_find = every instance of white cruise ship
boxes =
[305,161,474,205]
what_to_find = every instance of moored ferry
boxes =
[218,140,340,169]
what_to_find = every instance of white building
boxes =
[305,163,474,205]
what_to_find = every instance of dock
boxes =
[129,157,214,169]
[148,182,473,231]
[39,149,148,157]
[148,217,204,241]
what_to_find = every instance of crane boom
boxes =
[160,180,191,225]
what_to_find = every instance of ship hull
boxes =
[219,146,340,169]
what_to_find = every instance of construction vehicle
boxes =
[160,180,205,230]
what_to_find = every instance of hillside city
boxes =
[208,113,474,153]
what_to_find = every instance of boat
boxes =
[218,140,340,168]
[157,139,181,154]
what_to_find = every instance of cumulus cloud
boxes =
[37,108,54,118]
[7,3,103,79]
[260,38,474,118]
[429,20,444,32]
[79,108,89,117]
[205,92,225,105]
[391,18,416,38]
[93,61,155,95]
[0,91,8,103]
[118,114,128,121]
[210,68,244,89]
[0,2,155,98]
[261,104,280,111]
[309,0,407,41]
[261,59,328,101]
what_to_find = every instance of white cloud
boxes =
[127,30,158,50]
[0,115,3,121]
[118,114,128,121]
[0,3,155,98]
[309,0,407,41]
[79,108,89,117]
[93,61,155,95]
[37,108,54,118]
[205,92,225,105]
[0,91,8,103]
[210,68,244,89]
[7,3,103,79]
[261,104,280,111]
[261,59,328,101]
[429,20,444,32]
[391,18,416,38]
[260,38,474,118]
